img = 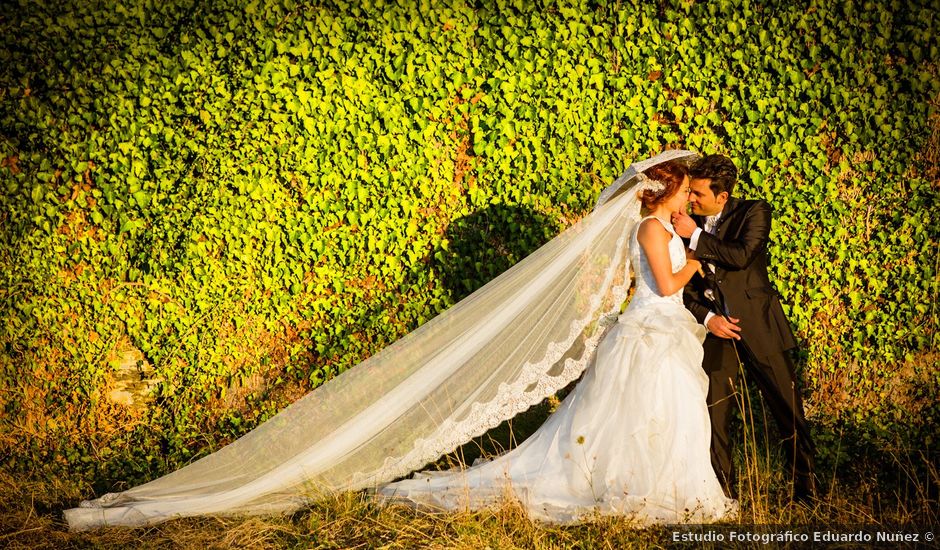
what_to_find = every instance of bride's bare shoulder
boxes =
[637,217,670,242]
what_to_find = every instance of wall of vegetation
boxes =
[1,0,937,489]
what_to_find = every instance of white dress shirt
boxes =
[690,213,721,330]
[689,213,720,251]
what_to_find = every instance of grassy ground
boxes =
[2,395,937,549]
[1,464,936,549]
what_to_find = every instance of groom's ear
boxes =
[716,191,729,206]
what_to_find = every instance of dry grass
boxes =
[2,431,936,550]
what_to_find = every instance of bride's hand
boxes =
[685,248,698,260]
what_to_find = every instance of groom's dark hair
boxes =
[689,154,738,197]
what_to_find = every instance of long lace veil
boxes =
[64,149,698,530]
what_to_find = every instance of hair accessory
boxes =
[635,173,666,195]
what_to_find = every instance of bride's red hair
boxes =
[639,160,688,210]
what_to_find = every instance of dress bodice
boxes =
[629,215,687,308]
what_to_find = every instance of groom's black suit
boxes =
[683,196,817,499]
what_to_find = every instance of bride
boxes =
[377,159,735,523]
[65,150,735,530]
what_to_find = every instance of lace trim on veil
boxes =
[353,151,699,488]
[350,223,633,487]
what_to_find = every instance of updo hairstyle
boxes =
[637,160,688,210]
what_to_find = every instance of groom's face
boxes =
[689,178,727,216]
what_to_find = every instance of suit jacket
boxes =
[683,197,797,360]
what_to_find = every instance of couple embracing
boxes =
[375,153,819,522]
[66,151,818,530]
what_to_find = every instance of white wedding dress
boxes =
[378,216,737,524]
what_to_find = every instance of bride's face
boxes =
[664,175,692,213]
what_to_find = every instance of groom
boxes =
[671,154,818,503]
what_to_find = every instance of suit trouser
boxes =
[702,334,816,498]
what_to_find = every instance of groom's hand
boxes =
[671,211,697,238]
[706,316,742,340]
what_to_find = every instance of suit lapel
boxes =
[702,198,744,280]
[714,197,743,238]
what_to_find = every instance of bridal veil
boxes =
[65,149,698,530]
